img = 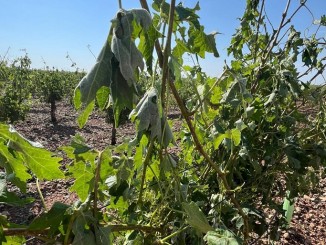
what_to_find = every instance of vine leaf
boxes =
[175,2,201,29]
[111,9,151,87]
[69,161,95,202]
[63,135,98,202]
[138,24,162,74]
[110,57,137,126]
[204,229,242,245]
[72,213,97,245]
[74,8,152,128]
[0,174,33,206]
[188,26,219,58]
[0,138,31,193]
[28,202,69,235]
[0,124,64,181]
[182,201,213,233]
[94,225,111,244]
[77,100,95,129]
[129,88,174,147]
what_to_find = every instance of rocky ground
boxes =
[1,100,325,244]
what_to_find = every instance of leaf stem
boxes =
[36,178,47,212]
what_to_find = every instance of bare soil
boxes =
[1,100,325,244]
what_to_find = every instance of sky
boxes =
[0,0,325,81]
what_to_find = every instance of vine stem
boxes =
[139,0,250,242]
[93,151,103,217]
[64,212,78,245]
[3,224,163,237]
[160,226,189,243]
[36,178,47,212]
[161,0,176,109]
[138,139,155,205]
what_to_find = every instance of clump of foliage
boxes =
[0,0,325,244]
[0,54,32,122]
[35,68,84,123]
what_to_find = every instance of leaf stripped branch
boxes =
[263,0,291,62]
[139,0,249,242]
[161,0,176,108]
[3,224,163,237]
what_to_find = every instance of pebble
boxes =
[284,232,290,239]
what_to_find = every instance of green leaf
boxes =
[213,133,226,150]
[231,128,241,146]
[182,201,213,233]
[1,236,25,245]
[0,138,31,192]
[77,100,95,129]
[169,55,182,82]
[96,86,110,110]
[0,191,34,206]
[138,24,162,74]
[28,202,69,234]
[95,225,111,245]
[204,229,242,245]
[188,26,219,58]
[69,134,92,155]
[1,125,64,180]
[68,148,97,202]
[0,174,33,206]
[283,191,295,228]
[175,2,201,29]
[72,215,96,245]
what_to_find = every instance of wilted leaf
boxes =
[129,88,174,147]
[111,9,150,87]
[74,38,113,108]
[110,57,137,126]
